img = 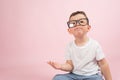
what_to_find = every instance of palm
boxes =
[53,62,61,69]
[48,61,61,70]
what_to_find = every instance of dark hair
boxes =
[69,11,89,25]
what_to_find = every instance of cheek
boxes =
[84,26,91,31]
[87,27,91,31]
[84,29,89,32]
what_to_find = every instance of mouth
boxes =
[74,28,82,31]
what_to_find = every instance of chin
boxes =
[74,34,83,37]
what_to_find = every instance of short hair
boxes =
[69,11,89,25]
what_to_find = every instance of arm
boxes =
[47,60,74,72]
[98,58,112,80]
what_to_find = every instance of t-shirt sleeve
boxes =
[65,44,72,60]
[95,42,105,61]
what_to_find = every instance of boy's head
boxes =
[67,11,89,28]
[69,11,89,23]
[67,11,91,37]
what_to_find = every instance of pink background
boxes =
[0,0,120,80]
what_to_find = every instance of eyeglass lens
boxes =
[67,18,88,28]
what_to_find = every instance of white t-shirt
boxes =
[65,38,105,76]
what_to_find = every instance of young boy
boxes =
[48,11,112,80]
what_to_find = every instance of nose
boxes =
[76,21,80,26]
[75,22,82,28]
[76,20,83,27]
[74,25,82,29]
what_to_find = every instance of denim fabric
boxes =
[52,73,103,80]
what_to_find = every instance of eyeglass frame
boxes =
[67,18,89,28]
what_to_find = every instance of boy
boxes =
[48,11,112,80]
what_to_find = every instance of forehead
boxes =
[69,14,86,21]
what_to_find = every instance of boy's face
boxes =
[67,14,91,37]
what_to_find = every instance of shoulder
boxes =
[89,38,100,46]
[66,41,74,48]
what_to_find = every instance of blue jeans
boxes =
[52,72,103,80]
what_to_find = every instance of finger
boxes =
[47,61,50,64]
[47,61,54,66]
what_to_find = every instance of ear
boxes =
[87,25,91,31]
[67,28,73,34]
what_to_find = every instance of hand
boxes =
[47,61,62,70]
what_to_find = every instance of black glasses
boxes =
[67,18,88,28]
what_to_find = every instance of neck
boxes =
[74,35,89,46]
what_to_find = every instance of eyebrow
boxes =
[69,18,87,21]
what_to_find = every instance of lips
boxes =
[75,28,82,31]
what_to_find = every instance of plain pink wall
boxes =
[0,0,120,80]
